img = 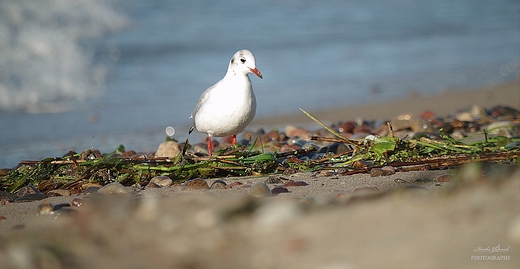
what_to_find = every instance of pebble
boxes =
[335,187,381,204]
[209,180,227,189]
[454,111,475,122]
[84,186,101,195]
[271,186,290,194]
[436,175,451,182]
[155,141,181,158]
[411,118,434,133]
[391,113,414,131]
[16,185,41,197]
[71,198,85,207]
[248,183,271,198]
[265,175,283,184]
[97,182,133,195]
[146,176,173,188]
[38,201,55,215]
[486,121,516,138]
[181,179,209,191]
[370,167,395,177]
[338,121,356,134]
[327,143,351,154]
[470,105,487,120]
[283,181,309,187]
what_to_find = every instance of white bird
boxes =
[189,49,263,156]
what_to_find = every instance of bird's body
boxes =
[190,49,262,155]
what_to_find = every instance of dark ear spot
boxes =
[231,58,235,64]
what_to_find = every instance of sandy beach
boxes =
[0,80,518,269]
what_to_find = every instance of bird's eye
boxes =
[240,58,246,63]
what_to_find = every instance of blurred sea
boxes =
[0,0,518,168]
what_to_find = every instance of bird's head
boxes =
[229,49,263,79]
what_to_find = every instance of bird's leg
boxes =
[232,135,237,145]
[207,137,213,156]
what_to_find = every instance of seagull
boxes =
[189,49,263,156]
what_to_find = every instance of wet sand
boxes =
[253,80,519,126]
[0,80,518,269]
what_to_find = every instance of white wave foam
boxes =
[0,0,128,113]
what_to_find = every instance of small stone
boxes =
[315,170,335,177]
[264,130,280,141]
[288,128,311,140]
[146,176,173,188]
[454,111,474,122]
[210,180,227,189]
[47,189,70,197]
[248,183,271,198]
[486,121,516,138]
[283,181,309,187]
[436,175,451,182]
[470,105,487,120]
[391,113,414,131]
[265,175,283,184]
[242,130,254,140]
[451,119,466,129]
[98,182,133,195]
[83,186,100,195]
[155,141,181,158]
[370,168,395,177]
[181,179,209,191]
[284,125,297,137]
[17,185,41,197]
[394,178,407,183]
[271,186,290,195]
[411,118,434,133]
[0,215,6,220]
[327,143,351,154]
[381,166,395,173]
[420,110,437,122]
[451,130,466,140]
[38,201,55,215]
[71,198,85,207]
[53,203,72,211]
[338,121,356,134]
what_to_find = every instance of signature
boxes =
[474,244,510,253]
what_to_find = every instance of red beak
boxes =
[249,68,263,79]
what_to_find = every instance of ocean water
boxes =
[0,0,518,168]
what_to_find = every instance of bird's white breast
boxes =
[194,74,256,137]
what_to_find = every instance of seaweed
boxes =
[1,110,518,193]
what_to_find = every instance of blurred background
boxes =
[0,0,518,168]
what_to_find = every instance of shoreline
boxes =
[0,80,518,268]
[252,80,520,127]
